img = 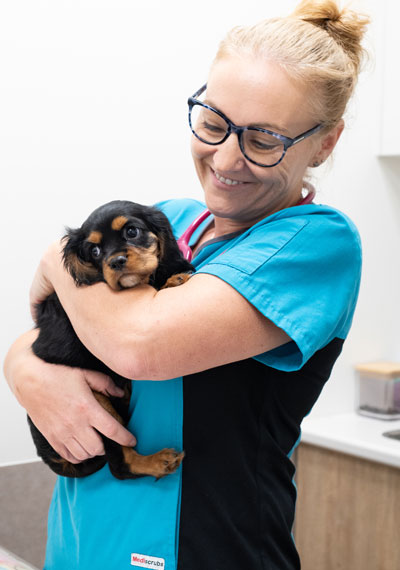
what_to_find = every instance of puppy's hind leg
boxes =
[93,391,184,480]
[106,443,184,481]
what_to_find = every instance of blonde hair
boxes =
[214,1,370,131]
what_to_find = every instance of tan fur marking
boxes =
[64,253,98,281]
[147,232,158,250]
[102,245,160,290]
[51,457,81,477]
[87,231,102,244]
[122,447,185,479]
[111,216,128,231]
[158,234,165,260]
[161,272,192,289]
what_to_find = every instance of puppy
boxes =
[28,200,193,480]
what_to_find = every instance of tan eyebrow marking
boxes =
[87,231,102,244]
[111,216,128,231]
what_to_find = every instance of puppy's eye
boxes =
[91,245,102,259]
[124,226,140,239]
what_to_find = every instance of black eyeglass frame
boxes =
[188,83,323,168]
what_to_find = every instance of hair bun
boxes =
[291,0,370,73]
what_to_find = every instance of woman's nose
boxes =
[212,134,245,172]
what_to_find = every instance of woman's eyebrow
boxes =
[203,98,289,134]
[248,121,290,135]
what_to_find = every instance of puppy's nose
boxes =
[109,255,127,271]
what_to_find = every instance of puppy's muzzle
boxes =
[109,255,127,271]
[103,246,159,290]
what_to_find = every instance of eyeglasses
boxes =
[188,84,323,168]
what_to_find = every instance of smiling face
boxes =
[191,56,341,229]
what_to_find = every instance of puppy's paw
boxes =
[149,448,185,480]
[121,446,184,479]
[161,273,192,289]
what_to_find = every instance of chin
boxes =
[204,195,238,219]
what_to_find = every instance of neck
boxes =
[211,206,281,238]
[212,217,250,238]
[209,182,315,238]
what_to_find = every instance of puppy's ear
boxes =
[62,227,101,286]
[140,208,179,261]
[141,207,194,288]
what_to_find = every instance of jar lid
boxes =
[355,361,400,378]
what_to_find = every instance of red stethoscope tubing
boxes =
[177,209,212,261]
[177,188,315,261]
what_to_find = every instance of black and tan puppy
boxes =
[29,200,193,480]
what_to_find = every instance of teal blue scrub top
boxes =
[44,197,361,570]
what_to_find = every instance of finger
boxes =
[92,406,136,447]
[54,443,83,464]
[63,435,105,463]
[73,428,106,457]
[83,369,125,398]
[55,444,105,464]
[50,424,106,463]
[60,448,83,464]
[59,438,90,463]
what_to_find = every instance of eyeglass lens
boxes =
[190,104,285,167]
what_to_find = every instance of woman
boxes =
[4,1,369,569]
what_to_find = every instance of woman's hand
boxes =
[4,330,137,463]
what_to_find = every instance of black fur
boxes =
[28,200,192,479]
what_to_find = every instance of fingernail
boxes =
[129,437,137,447]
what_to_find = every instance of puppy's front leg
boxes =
[161,272,192,289]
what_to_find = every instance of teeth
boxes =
[215,172,241,186]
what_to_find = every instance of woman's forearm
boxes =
[34,242,290,382]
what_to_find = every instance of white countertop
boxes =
[300,412,400,468]
[0,546,39,569]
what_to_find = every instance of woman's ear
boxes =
[310,119,345,167]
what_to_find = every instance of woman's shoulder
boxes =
[200,202,362,288]
[250,202,361,254]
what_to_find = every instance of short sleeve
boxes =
[195,208,362,371]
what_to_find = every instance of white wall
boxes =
[1,0,398,466]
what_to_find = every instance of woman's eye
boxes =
[203,121,225,133]
[249,138,278,151]
[125,226,140,239]
[91,245,102,259]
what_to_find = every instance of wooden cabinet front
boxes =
[294,443,400,570]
